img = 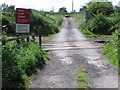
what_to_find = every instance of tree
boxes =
[7,5,15,12]
[87,2,114,16]
[2,3,8,11]
[79,6,87,12]
[1,3,15,12]
[58,7,67,14]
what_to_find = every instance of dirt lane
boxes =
[30,18,118,88]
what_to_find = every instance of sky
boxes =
[0,0,120,12]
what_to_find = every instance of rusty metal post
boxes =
[31,33,35,42]
[2,40,6,45]
[16,40,20,44]
[27,37,29,42]
[38,26,41,46]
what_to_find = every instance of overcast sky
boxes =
[0,0,120,12]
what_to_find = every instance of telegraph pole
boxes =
[72,0,74,13]
[53,6,54,12]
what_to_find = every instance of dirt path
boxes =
[29,18,118,88]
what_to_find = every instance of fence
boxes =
[1,34,36,49]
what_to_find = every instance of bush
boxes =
[89,14,113,34]
[79,14,117,35]
[30,12,59,35]
[2,42,48,88]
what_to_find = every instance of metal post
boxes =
[26,33,29,42]
[31,33,35,42]
[2,40,6,45]
[16,40,20,44]
[38,26,41,46]
[27,37,29,42]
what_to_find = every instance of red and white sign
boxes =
[16,8,31,33]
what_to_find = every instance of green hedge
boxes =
[2,42,48,88]
[79,14,118,35]
[30,11,59,35]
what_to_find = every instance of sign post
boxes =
[16,8,31,33]
[85,10,91,20]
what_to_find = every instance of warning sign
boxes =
[16,8,31,33]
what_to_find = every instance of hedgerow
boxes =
[2,42,48,88]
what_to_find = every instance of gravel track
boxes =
[30,18,118,89]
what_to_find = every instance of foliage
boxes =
[2,13,16,34]
[102,30,119,67]
[87,2,114,16]
[30,11,59,35]
[2,42,48,88]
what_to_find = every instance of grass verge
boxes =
[102,30,119,68]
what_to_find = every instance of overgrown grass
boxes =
[102,30,119,67]
[41,34,55,42]
[81,30,111,38]
[2,42,48,88]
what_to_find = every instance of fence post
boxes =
[31,33,35,42]
[27,37,29,42]
[38,26,41,46]
[2,40,6,45]
[85,10,91,22]
[16,40,20,44]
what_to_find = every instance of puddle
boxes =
[60,57,73,65]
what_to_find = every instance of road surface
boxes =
[30,18,118,88]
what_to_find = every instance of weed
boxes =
[76,66,90,88]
